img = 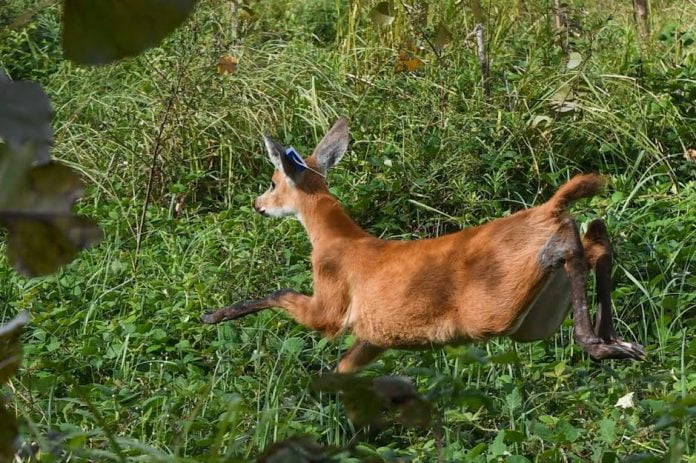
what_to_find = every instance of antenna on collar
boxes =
[285,146,326,178]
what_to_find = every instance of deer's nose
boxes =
[252,200,268,216]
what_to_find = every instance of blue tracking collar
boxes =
[284,146,308,171]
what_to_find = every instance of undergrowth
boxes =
[1,0,695,461]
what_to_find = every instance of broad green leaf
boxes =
[466,443,487,458]
[62,0,198,65]
[488,430,507,458]
[455,389,494,411]
[0,144,103,277]
[505,387,523,413]
[567,51,583,70]
[599,418,616,443]
[490,350,521,364]
[0,75,52,163]
[453,345,489,364]
[556,420,581,443]
[370,2,395,26]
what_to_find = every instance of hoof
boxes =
[589,339,646,361]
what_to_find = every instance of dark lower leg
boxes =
[583,219,616,341]
[562,225,598,346]
[201,289,308,324]
[558,219,645,360]
[593,254,616,341]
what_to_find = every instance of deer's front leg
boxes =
[337,340,384,373]
[201,289,311,324]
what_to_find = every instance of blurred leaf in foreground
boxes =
[313,374,431,429]
[0,144,103,277]
[370,2,395,26]
[62,0,197,65]
[0,311,30,461]
[0,75,102,277]
[434,23,452,51]
[0,71,52,163]
[257,436,336,463]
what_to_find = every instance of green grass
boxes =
[1,0,695,461]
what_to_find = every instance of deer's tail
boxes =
[547,174,607,216]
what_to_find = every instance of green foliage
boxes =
[0,0,695,461]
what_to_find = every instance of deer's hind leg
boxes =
[541,218,645,360]
[583,219,645,356]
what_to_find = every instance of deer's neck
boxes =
[299,193,369,247]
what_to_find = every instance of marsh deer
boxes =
[202,117,645,372]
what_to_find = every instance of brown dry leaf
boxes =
[685,148,696,162]
[396,39,424,72]
[217,54,238,75]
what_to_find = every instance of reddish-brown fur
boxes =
[202,118,645,371]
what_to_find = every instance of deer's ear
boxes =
[263,135,305,185]
[311,117,349,174]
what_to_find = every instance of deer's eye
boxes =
[270,181,276,191]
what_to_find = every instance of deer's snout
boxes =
[252,198,268,216]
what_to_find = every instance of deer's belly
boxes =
[507,269,572,342]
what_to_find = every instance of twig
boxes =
[553,0,568,52]
[632,0,650,39]
[470,0,490,95]
[398,0,442,61]
[133,64,185,263]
